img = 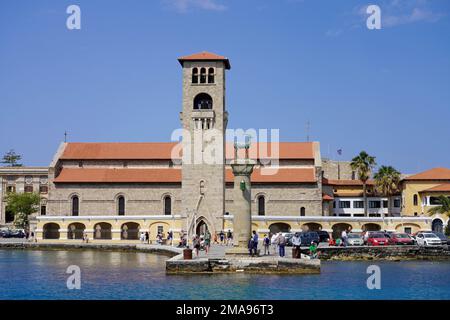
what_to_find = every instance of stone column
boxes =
[226,158,255,255]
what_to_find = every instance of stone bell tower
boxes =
[178,52,231,236]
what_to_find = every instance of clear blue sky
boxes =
[1,0,449,173]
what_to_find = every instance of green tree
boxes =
[1,149,23,167]
[428,195,450,217]
[374,166,401,216]
[350,151,377,217]
[4,192,40,229]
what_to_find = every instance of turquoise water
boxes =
[1,249,449,300]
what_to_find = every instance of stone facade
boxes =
[0,167,49,227]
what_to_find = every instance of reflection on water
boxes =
[0,249,449,300]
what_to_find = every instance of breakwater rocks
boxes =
[0,242,182,257]
[306,245,450,261]
[166,256,321,274]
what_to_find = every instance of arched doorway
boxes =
[362,223,382,232]
[121,222,140,240]
[332,223,352,240]
[43,223,60,240]
[302,223,322,232]
[196,220,208,236]
[93,222,112,240]
[67,223,85,240]
[269,223,291,234]
[432,219,444,234]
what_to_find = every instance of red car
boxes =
[367,233,389,246]
[389,233,414,245]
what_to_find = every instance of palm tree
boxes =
[374,166,401,216]
[350,151,376,216]
[428,195,450,217]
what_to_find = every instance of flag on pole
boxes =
[337,149,342,156]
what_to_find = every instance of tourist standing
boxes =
[309,241,318,258]
[167,231,173,246]
[276,233,286,257]
[292,232,302,259]
[219,230,225,245]
[213,232,218,244]
[145,231,150,244]
[204,230,211,254]
[271,233,278,253]
[251,230,258,257]
[341,229,348,247]
[227,229,233,246]
[263,234,270,255]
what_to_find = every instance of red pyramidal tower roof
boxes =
[178,51,231,69]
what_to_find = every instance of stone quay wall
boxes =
[303,245,450,261]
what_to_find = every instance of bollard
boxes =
[183,248,193,260]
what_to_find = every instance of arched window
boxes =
[413,194,418,206]
[72,196,79,216]
[208,67,215,83]
[118,196,125,216]
[164,196,172,215]
[200,68,206,83]
[192,67,198,84]
[300,207,306,216]
[193,93,213,110]
[258,196,265,216]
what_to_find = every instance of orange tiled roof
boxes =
[322,194,334,200]
[54,167,316,184]
[54,168,182,183]
[421,183,450,192]
[226,168,316,183]
[60,142,315,160]
[178,51,231,69]
[325,179,375,186]
[404,167,450,181]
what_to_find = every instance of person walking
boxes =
[193,235,200,257]
[204,230,211,254]
[227,230,233,246]
[213,233,219,244]
[292,232,302,259]
[263,234,270,255]
[145,231,150,244]
[276,233,286,257]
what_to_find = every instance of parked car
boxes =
[389,233,415,245]
[9,229,26,238]
[283,233,295,246]
[0,229,12,238]
[316,230,330,243]
[367,233,389,246]
[432,232,450,245]
[300,231,320,246]
[347,233,364,246]
[415,232,442,246]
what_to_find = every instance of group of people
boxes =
[254,231,318,259]
[213,230,233,246]
[192,229,212,257]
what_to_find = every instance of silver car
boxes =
[347,233,364,246]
